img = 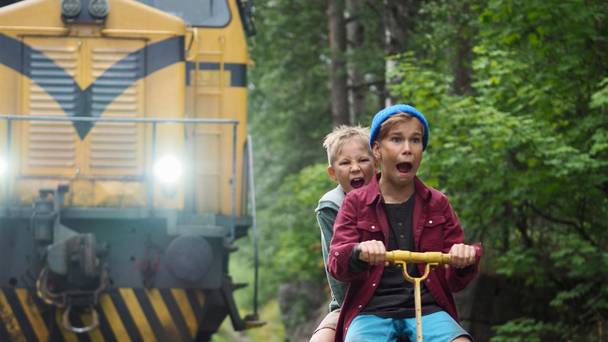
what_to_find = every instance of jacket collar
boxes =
[364,173,432,206]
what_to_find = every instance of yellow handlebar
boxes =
[384,250,451,342]
[385,250,451,265]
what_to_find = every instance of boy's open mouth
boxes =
[396,162,413,174]
[350,177,365,188]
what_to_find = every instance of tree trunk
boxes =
[382,0,419,105]
[451,36,472,95]
[328,0,349,126]
[346,0,364,124]
[383,0,410,55]
[449,2,473,95]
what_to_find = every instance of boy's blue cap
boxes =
[369,104,429,150]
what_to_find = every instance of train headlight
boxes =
[154,155,183,184]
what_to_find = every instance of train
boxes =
[0,0,261,340]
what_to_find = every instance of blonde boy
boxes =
[311,126,375,342]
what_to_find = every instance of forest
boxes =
[222,0,608,341]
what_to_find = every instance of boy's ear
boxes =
[372,141,382,160]
[327,165,337,182]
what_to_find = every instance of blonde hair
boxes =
[376,113,423,143]
[322,125,371,166]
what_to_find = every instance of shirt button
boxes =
[372,283,376,287]
[371,225,375,229]
[358,304,362,309]
[429,220,433,224]
[398,222,402,226]
[334,252,339,256]
[400,235,405,239]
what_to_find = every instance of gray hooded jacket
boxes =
[315,185,348,312]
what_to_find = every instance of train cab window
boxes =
[138,0,230,27]
[0,0,22,8]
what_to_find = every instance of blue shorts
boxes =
[345,311,471,342]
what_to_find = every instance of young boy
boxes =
[311,126,376,342]
[328,104,482,342]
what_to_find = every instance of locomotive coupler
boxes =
[60,268,108,333]
[37,257,109,333]
[33,185,110,333]
[41,233,109,333]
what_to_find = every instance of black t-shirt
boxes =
[361,196,441,318]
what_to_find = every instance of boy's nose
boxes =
[401,141,412,154]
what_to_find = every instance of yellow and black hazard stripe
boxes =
[0,287,206,342]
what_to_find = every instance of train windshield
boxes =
[138,0,230,27]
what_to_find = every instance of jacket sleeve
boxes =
[317,207,347,308]
[317,207,337,269]
[441,198,483,293]
[327,193,367,283]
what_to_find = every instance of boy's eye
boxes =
[339,161,350,166]
[411,137,421,144]
[390,136,403,143]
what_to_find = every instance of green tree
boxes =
[242,1,608,340]
[388,0,608,339]
[256,164,333,300]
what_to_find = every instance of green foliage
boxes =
[248,0,332,203]
[244,0,608,339]
[248,0,385,204]
[491,318,562,342]
[591,78,608,109]
[244,0,385,320]
[387,0,608,339]
[255,163,334,303]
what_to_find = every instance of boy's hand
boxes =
[356,240,386,265]
[448,243,476,268]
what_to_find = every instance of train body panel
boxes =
[0,0,188,210]
[185,0,249,215]
[0,0,258,340]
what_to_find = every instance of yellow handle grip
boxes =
[385,250,451,265]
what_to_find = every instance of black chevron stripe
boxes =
[30,292,66,342]
[0,34,185,139]
[133,288,166,340]
[108,289,143,342]
[3,288,37,342]
[159,288,190,341]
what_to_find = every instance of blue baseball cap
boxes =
[369,104,429,150]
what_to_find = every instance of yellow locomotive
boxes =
[0,0,260,340]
